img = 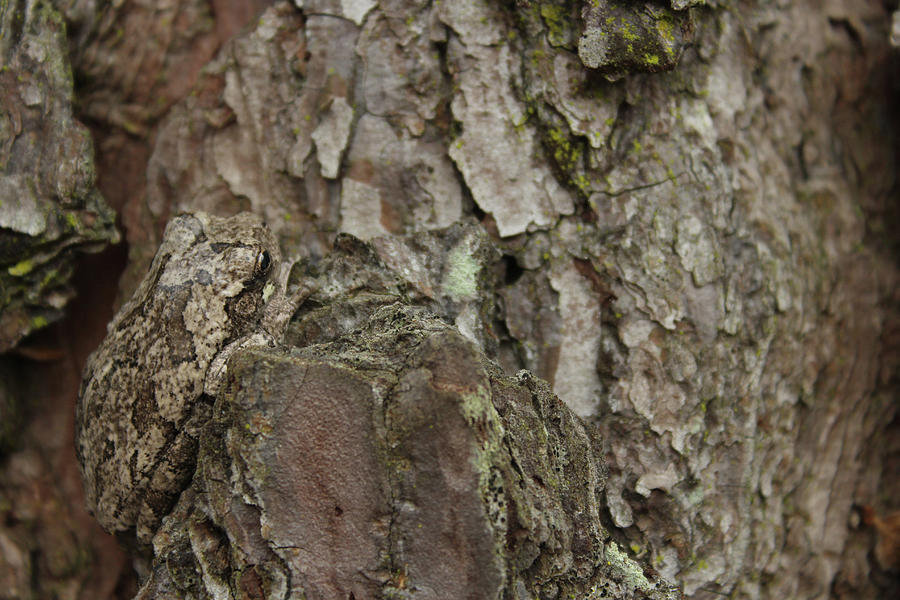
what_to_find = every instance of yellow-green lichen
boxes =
[574,174,591,194]
[655,17,676,56]
[618,21,639,43]
[530,48,547,68]
[40,269,59,288]
[547,127,582,172]
[8,260,33,277]
[540,3,569,46]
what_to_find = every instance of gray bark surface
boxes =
[0,0,118,352]
[140,297,676,599]
[127,2,900,595]
[86,220,678,598]
[0,0,898,598]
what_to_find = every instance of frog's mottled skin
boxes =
[76,212,287,543]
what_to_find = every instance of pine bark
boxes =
[0,0,898,598]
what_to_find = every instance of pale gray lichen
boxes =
[443,245,481,302]
[605,541,655,593]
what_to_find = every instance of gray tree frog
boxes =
[75,212,297,543]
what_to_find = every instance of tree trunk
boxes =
[1,0,898,598]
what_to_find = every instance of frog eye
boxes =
[253,250,272,278]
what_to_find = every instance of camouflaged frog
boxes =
[75,212,297,543]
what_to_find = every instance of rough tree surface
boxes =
[0,0,118,352]
[0,0,898,599]
[140,300,677,599]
